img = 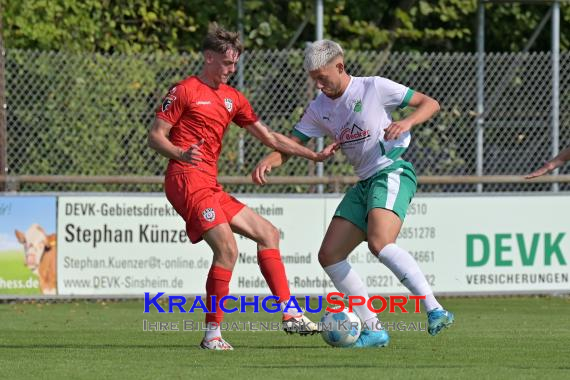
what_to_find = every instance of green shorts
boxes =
[334,160,417,233]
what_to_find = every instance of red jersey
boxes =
[156,76,258,177]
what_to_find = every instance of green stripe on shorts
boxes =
[334,161,417,234]
[368,167,415,220]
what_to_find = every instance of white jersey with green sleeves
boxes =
[293,76,414,180]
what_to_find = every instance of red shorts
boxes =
[164,172,245,244]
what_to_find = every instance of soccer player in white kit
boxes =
[252,40,454,348]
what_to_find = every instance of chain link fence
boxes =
[3,49,569,193]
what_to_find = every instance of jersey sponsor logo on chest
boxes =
[339,123,370,145]
[195,100,212,105]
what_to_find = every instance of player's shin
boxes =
[257,249,291,305]
[204,265,232,340]
[377,243,442,312]
[323,260,382,330]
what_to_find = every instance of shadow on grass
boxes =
[0,343,325,350]
[242,363,475,369]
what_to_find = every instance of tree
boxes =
[2,0,569,54]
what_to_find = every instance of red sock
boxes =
[257,249,291,303]
[205,266,232,325]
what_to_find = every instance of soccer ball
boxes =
[320,307,361,347]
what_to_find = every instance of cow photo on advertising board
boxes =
[0,196,57,296]
[15,224,57,295]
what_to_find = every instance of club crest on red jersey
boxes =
[202,208,216,222]
[224,98,233,112]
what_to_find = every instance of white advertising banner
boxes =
[329,196,570,294]
[57,196,328,296]
[57,195,570,296]
[231,197,329,295]
[58,196,210,295]
[415,196,570,294]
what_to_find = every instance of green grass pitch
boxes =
[1,296,569,379]
[0,251,41,295]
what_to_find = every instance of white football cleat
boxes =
[282,313,320,335]
[199,336,234,350]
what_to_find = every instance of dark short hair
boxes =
[202,23,244,55]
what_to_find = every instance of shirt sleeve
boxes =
[293,103,326,143]
[232,91,259,127]
[374,77,414,110]
[155,84,188,125]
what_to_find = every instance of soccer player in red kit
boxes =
[148,24,339,350]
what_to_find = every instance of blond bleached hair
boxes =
[303,40,344,71]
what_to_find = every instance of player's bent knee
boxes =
[214,248,238,268]
[258,223,280,247]
[318,249,338,267]
[268,224,280,244]
[368,240,392,256]
[208,239,239,268]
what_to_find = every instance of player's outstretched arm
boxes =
[525,147,570,179]
[252,150,288,186]
[148,118,204,165]
[246,121,338,185]
[245,121,338,162]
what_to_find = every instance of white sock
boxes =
[323,260,380,328]
[281,301,302,317]
[364,316,383,331]
[378,243,442,312]
[204,323,221,341]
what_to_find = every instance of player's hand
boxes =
[525,161,557,179]
[384,119,413,141]
[252,161,272,185]
[314,142,340,162]
[180,139,204,165]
